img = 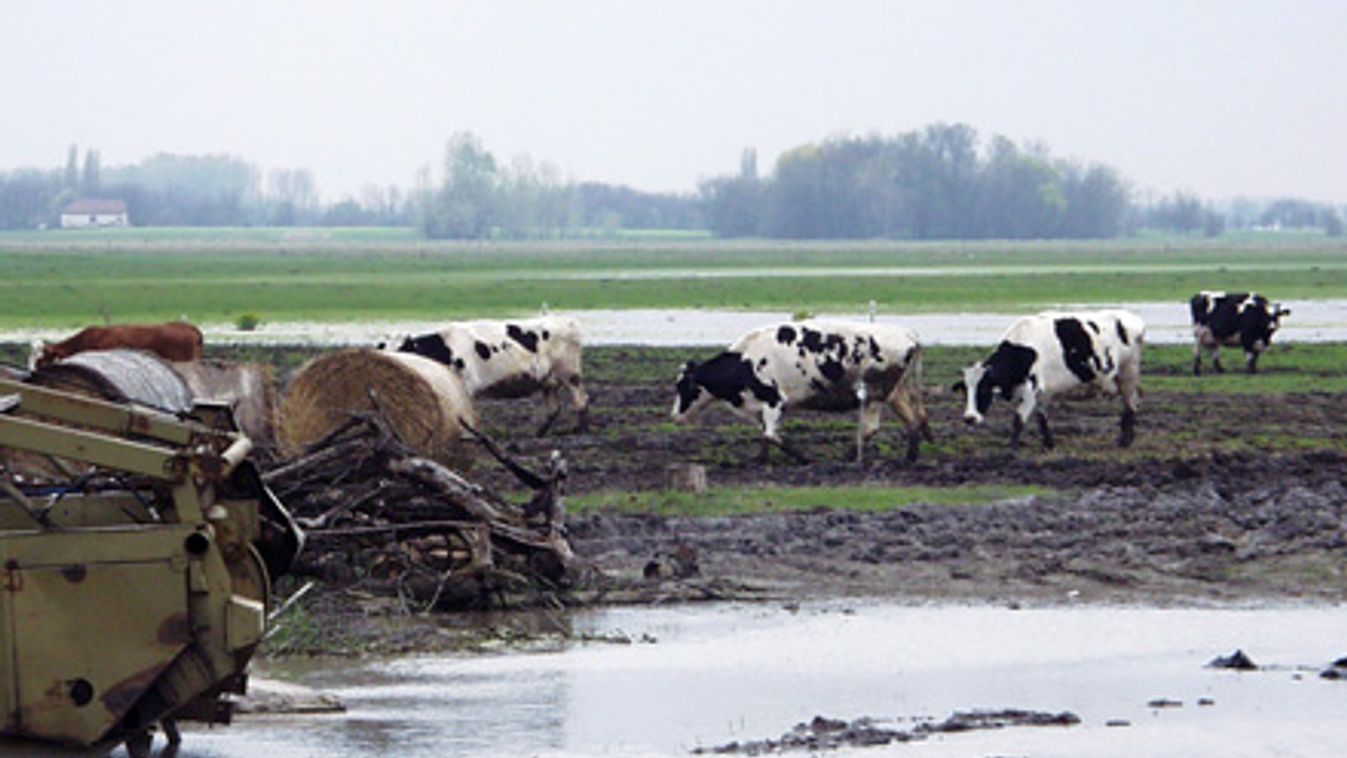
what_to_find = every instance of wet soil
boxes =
[7,341,1345,655]
[461,345,1347,609]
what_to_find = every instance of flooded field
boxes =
[4,300,1346,348]
[169,602,1346,757]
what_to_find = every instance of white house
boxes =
[60,199,129,228]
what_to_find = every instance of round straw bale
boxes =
[5,349,193,481]
[29,348,193,414]
[278,349,476,468]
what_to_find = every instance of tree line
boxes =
[1,129,1341,238]
[416,133,700,239]
[0,146,411,229]
[699,125,1129,239]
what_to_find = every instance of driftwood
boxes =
[262,414,576,611]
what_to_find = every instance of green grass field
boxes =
[568,484,1050,516]
[2,230,1344,327]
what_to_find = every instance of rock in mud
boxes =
[693,708,1078,754]
[233,678,346,714]
[1208,649,1259,670]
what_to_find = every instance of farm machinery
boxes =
[0,377,302,755]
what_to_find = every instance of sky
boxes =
[2,0,1345,203]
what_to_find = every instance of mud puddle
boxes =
[158,602,1346,757]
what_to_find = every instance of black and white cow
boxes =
[1189,291,1290,375]
[954,310,1145,450]
[387,316,589,435]
[671,320,933,464]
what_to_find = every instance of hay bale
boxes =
[278,350,476,469]
[28,349,193,413]
[5,349,193,481]
[173,359,277,445]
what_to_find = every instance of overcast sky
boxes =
[3,1,1344,203]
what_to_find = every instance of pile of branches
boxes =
[262,415,580,611]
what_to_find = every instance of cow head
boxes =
[1252,300,1291,349]
[952,362,995,426]
[1271,303,1291,330]
[671,360,709,422]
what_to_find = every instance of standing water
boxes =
[158,602,1347,757]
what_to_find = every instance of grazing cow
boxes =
[671,320,933,464]
[954,310,1145,450]
[32,321,204,370]
[386,316,589,435]
[1189,291,1290,375]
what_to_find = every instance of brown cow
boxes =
[33,322,205,369]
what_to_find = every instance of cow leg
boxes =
[568,376,591,433]
[854,389,867,466]
[1211,346,1224,373]
[756,435,807,465]
[903,429,921,463]
[773,437,809,465]
[760,403,807,465]
[1010,387,1039,452]
[1114,355,1143,447]
[1010,415,1025,450]
[855,394,884,466]
[884,383,931,461]
[1119,406,1137,447]
[1245,351,1259,374]
[1192,344,1202,376]
[1035,410,1055,450]
[535,387,564,437]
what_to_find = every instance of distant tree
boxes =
[64,145,79,191]
[1260,198,1320,229]
[739,147,758,182]
[267,168,318,225]
[1059,164,1129,238]
[1323,209,1343,237]
[0,169,63,229]
[321,199,372,226]
[912,123,979,238]
[973,137,1062,238]
[80,150,101,195]
[698,123,1135,240]
[103,153,259,225]
[425,132,499,239]
[1202,207,1225,237]
[1144,192,1205,234]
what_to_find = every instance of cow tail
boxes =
[900,343,924,397]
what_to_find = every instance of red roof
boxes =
[62,199,128,215]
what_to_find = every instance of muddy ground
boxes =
[465,346,1347,608]
[5,342,1346,654]
[214,343,1347,654]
